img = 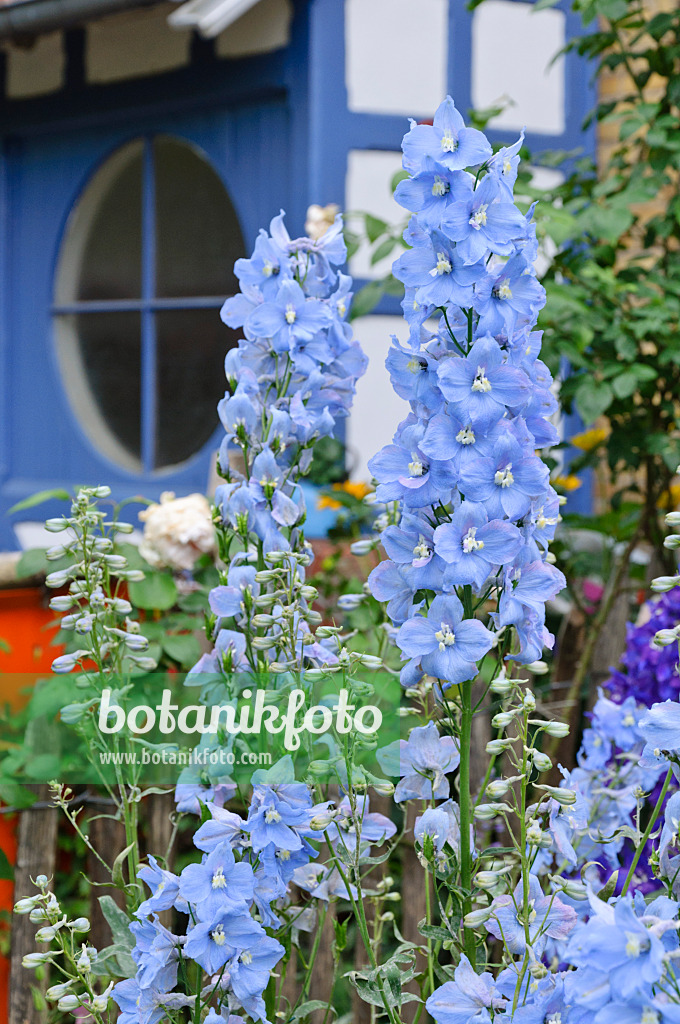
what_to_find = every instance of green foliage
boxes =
[532,0,680,554]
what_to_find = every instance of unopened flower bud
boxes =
[71,917,90,932]
[35,875,49,888]
[350,539,375,556]
[251,636,277,650]
[529,749,552,772]
[45,568,72,588]
[372,780,395,797]
[538,785,577,805]
[45,517,70,532]
[463,907,493,928]
[653,628,680,648]
[541,720,569,739]
[491,711,515,729]
[76,945,91,973]
[338,593,365,610]
[529,961,548,979]
[651,575,680,593]
[22,952,52,968]
[554,878,588,900]
[46,982,72,1000]
[526,661,548,676]
[358,654,383,668]
[57,994,81,1011]
[35,925,58,943]
[254,570,279,583]
[666,512,680,526]
[663,534,680,550]
[476,871,502,890]
[475,802,511,821]
[14,897,40,914]
[486,779,511,799]
[486,738,513,755]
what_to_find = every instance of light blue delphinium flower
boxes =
[486,875,577,956]
[401,96,492,174]
[433,499,522,590]
[425,954,502,1024]
[377,720,460,802]
[178,841,255,921]
[396,594,495,687]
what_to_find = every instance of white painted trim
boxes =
[168,0,262,37]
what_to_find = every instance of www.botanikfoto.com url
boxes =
[99,749,273,767]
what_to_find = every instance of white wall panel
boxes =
[348,316,409,482]
[472,1,565,135]
[346,150,405,280]
[346,0,448,115]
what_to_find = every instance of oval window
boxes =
[54,136,244,473]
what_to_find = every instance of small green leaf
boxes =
[128,572,178,611]
[111,843,136,890]
[370,237,397,266]
[611,371,638,399]
[0,847,13,881]
[8,488,71,514]
[350,281,385,320]
[162,632,202,668]
[99,895,134,950]
[575,378,614,423]
[16,548,50,579]
[365,214,388,243]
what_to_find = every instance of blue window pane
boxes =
[154,136,244,300]
[154,307,237,469]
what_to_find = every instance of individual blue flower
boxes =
[246,278,329,351]
[178,841,254,921]
[228,934,286,1023]
[381,513,446,591]
[111,978,166,1024]
[130,916,179,992]
[495,558,566,629]
[459,433,550,521]
[184,910,263,976]
[395,159,469,230]
[594,996,680,1024]
[385,337,444,415]
[425,955,501,1024]
[244,785,313,852]
[486,875,577,956]
[441,172,526,264]
[325,795,396,852]
[234,226,291,298]
[565,892,666,1000]
[419,409,502,473]
[136,855,180,918]
[437,335,531,431]
[367,558,422,626]
[473,252,545,336]
[397,594,495,685]
[401,96,492,174]
[433,500,522,590]
[377,721,460,802]
[640,700,680,760]
[415,800,461,857]
[393,231,480,308]
[193,805,247,853]
[487,130,525,198]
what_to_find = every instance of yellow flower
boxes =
[571,427,609,452]
[659,484,680,511]
[317,480,372,510]
[552,474,582,492]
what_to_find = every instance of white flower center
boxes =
[407,357,423,374]
[456,426,476,445]
[535,507,558,530]
[262,260,275,277]
[495,279,513,300]
[641,1010,660,1024]
[212,924,226,946]
[471,367,491,393]
[528,900,537,925]
[625,932,643,958]
[503,157,513,176]
[469,204,488,230]
[277,849,291,861]
[623,713,636,727]
[435,623,456,650]
[441,130,458,153]
[413,535,431,560]
[337,300,346,317]
[265,809,282,823]
[285,303,297,324]
[432,175,449,197]
[408,455,425,477]
[462,527,484,554]
[211,867,227,889]
[546,1015,562,1024]
[240,950,253,965]
[434,252,452,275]
[494,467,514,488]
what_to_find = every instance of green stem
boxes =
[622,765,673,896]
[458,678,475,962]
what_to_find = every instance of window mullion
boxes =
[140,135,157,475]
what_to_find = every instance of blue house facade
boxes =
[0,0,594,548]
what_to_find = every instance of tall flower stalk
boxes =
[369,96,565,957]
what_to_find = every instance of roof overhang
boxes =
[0,0,165,41]
[167,0,263,38]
